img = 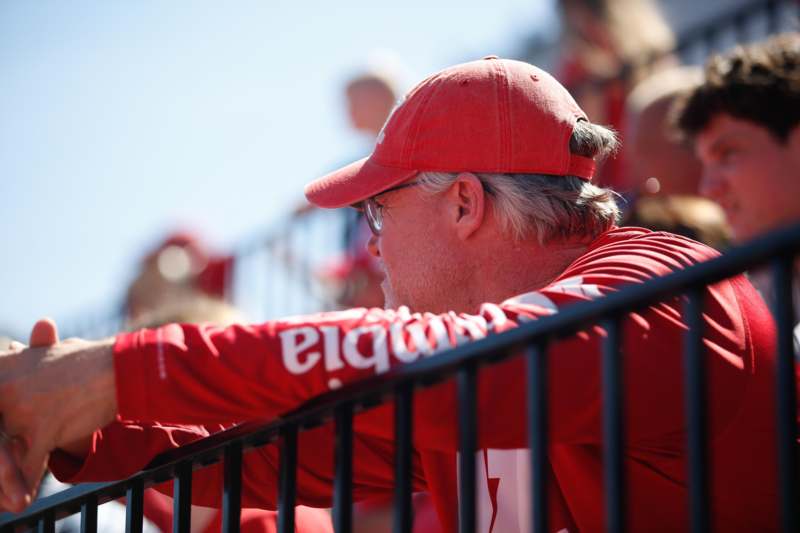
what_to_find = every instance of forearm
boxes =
[53,338,118,450]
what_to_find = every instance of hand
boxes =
[0,319,118,513]
[0,319,59,513]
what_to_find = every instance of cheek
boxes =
[727,153,783,201]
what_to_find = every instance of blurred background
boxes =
[1,0,797,340]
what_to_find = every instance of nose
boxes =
[699,166,727,201]
[366,233,381,258]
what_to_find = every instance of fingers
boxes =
[0,439,30,513]
[19,438,49,506]
[29,318,59,348]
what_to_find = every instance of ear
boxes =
[443,172,487,241]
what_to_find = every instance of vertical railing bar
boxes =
[278,425,298,533]
[222,442,243,533]
[265,245,276,319]
[283,226,294,315]
[457,364,477,533]
[37,510,54,533]
[771,255,798,533]
[173,461,192,533]
[298,216,313,305]
[81,494,98,533]
[797,0,800,33]
[125,478,144,533]
[733,12,748,43]
[684,287,710,533]
[702,27,717,57]
[766,0,779,33]
[526,341,549,533]
[333,403,354,533]
[393,384,414,533]
[224,250,236,308]
[601,316,625,533]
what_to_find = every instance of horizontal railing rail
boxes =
[3,220,798,533]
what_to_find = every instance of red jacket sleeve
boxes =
[111,231,757,452]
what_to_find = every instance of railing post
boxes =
[457,364,477,533]
[526,341,548,533]
[278,425,298,533]
[173,461,193,533]
[684,288,710,533]
[732,12,748,43]
[222,442,243,533]
[771,255,798,533]
[37,510,54,533]
[701,27,719,56]
[333,403,354,533]
[125,478,144,533]
[765,0,779,33]
[80,494,98,533]
[602,316,625,533]
[393,384,414,533]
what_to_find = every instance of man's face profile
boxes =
[695,113,800,242]
[367,182,460,314]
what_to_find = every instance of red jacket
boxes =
[51,228,786,532]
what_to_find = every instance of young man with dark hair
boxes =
[673,32,800,355]
[673,32,800,243]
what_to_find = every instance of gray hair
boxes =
[418,121,621,243]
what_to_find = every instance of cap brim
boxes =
[304,156,419,209]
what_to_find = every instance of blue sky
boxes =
[0,1,556,338]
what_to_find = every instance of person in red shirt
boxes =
[0,57,786,532]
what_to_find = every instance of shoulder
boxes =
[562,227,721,284]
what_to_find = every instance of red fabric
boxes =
[305,57,594,208]
[196,255,234,300]
[51,228,785,532]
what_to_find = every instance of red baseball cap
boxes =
[305,56,595,208]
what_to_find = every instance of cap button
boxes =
[482,55,499,60]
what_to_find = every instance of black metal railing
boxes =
[2,221,798,533]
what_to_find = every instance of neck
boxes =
[457,238,589,313]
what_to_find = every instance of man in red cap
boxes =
[0,57,784,531]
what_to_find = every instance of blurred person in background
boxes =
[625,65,704,198]
[673,32,800,349]
[620,65,732,251]
[558,0,676,192]
[125,232,234,324]
[345,71,399,138]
